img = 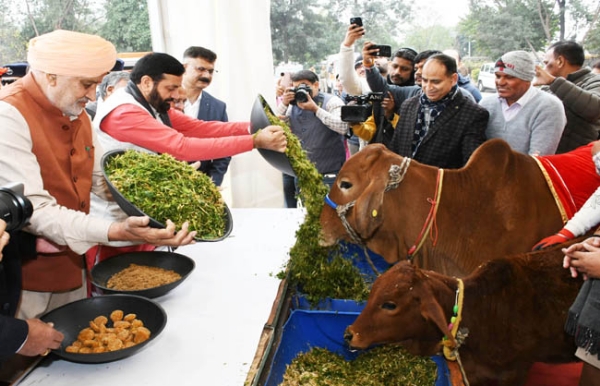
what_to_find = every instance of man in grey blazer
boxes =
[182,46,231,187]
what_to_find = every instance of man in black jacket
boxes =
[0,222,63,363]
[388,54,488,168]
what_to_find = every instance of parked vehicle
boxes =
[477,62,496,92]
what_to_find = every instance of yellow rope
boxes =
[442,277,464,361]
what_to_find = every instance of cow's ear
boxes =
[353,181,385,239]
[420,296,456,348]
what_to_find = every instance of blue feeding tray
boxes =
[264,309,450,386]
[249,94,295,176]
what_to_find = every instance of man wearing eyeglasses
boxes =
[181,46,231,187]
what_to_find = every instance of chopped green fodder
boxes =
[104,150,226,239]
[260,96,369,304]
[281,346,438,386]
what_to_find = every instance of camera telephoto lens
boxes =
[295,90,309,104]
[0,182,33,232]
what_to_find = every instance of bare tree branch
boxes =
[580,1,600,43]
[56,0,75,29]
[537,0,552,41]
[24,0,39,36]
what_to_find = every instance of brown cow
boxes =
[320,139,597,277]
[344,245,583,386]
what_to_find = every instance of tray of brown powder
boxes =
[91,251,195,298]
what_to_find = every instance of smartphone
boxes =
[371,44,392,58]
[350,17,362,27]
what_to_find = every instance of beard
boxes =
[148,85,173,114]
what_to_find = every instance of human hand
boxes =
[109,217,197,247]
[0,219,8,261]
[532,64,555,86]
[254,125,287,153]
[532,228,574,250]
[36,237,67,254]
[18,320,64,357]
[361,42,378,68]
[296,93,318,113]
[382,91,395,119]
[343,24,365,47]
[562,239,600,279]
[281,88,296,107]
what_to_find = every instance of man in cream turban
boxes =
[0,30,196,353]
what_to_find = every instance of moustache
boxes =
[197,77,211,83]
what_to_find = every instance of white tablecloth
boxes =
[18,208,304,386]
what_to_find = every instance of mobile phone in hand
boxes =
[350,17,362,27]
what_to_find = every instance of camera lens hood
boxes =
[0,182,33,232]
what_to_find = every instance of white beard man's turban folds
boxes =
[27,29,117,78]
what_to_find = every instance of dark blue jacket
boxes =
[458,74,482,102]
[196,91,231,186]
[0,231,36,362]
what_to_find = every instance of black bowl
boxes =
[40,295,166,364]
[90,251,195,298]
[250,94,295,176]
[101,149,233,242]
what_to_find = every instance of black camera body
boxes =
[371,44,392,58]
[0,183,33,232]
[341,92,385,123]
[289,84,312,105]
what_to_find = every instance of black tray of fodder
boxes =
[101,149,233,242]
[250,94,295,177]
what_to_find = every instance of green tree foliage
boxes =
[0,0,151,64]
[98,0,151,52]
[459,0,559,59]
[271,0,413,68]
[403,25,457,53]
[0,0,28,63]
[20,0,99,39]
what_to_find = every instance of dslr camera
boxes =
[341,92,385,123]
[289,84,313,105]
[0,182,33,232]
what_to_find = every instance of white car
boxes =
[477,62,496,92]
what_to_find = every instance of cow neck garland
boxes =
[406,168,444,261]
[324,158,412,247]
[442,277,470,386]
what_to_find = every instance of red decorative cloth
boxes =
[535,142,600,223]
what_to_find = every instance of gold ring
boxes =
[41,349,51,357]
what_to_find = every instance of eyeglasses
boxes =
[194,66,218,75]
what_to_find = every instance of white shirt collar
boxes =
[184,91,202,118]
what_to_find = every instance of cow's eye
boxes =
[381,302,396,310]
[340,180,352,190]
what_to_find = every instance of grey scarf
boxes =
[565,279,600,358]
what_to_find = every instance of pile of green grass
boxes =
[104,150,226,239]
[281,346,438,386]
[261,96,369,304]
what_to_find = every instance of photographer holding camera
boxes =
[276,70,348,208]
[0,185,64,363]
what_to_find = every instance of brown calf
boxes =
[344,245,582,385]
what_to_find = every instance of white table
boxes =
[17,208,304,386]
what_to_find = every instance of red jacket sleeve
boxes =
[99,104,254,161]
